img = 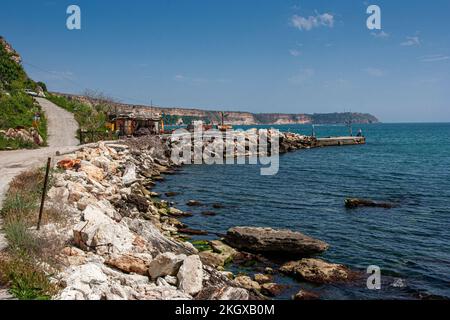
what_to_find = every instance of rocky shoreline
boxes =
[37,131,357,300]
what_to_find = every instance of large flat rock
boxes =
[224,227,329,258]
[280,258,354,284]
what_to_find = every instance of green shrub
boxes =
[47,94,106,129]
[36,81,47,92]
[3,218,38,254]
[0,44,29,91]
[0,135,35,150]
[0,169,61,300]
[0,39,47,150]
[0,193,38,219]
[0,92,48,150]
[0,254,56,300]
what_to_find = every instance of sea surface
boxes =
[154,123,450,300]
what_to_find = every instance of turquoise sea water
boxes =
[154,123,450,300]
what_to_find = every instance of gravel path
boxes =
[0,97,79,298]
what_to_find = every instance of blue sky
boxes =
[1,0,449,122]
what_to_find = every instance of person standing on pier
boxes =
[357,128,363,137]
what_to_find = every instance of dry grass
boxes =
[40,203,70,227]
[0,168,67,299]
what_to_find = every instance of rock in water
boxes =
[168,207,184,216]
[293,290,320,300]
[254,274,272,284]
[260,283,286,297]
[210,287,250,300]
[234,276,261,291]
[177,255,203,296]
[280,258,354,284]
[201,211,216,216]
[186,200,202,207]
[224,227,329,257]
[345,198,395,209]
[148,252,186,280]
[198,239,238,268]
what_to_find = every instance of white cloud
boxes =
[420,54,450,62]
[323,78,351,89]
[289,68,315,85]
[364,67,385,77]
[289,49,301,57]
[174,74,226,84]
[371,31,390,39]
[401,36,421,47]
[290,13,334,31]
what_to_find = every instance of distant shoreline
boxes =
[52,92,380,126]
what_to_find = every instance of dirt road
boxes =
[0,97,79,250]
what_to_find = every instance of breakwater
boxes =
[21,129,365,300]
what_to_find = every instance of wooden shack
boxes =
[107,113,162,137]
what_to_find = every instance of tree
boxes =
[83,89,118,116]
[36,81,47,92]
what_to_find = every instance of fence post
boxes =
[37,157,51,230]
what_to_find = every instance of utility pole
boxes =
[346,110,353,137]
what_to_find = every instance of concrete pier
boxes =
[314,136,366,147]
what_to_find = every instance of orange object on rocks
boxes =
[57,159,81,170]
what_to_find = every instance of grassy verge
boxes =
[0,168,62,300]
[47,93,114,144]
[0,92,48,150]
[0,135,35,150]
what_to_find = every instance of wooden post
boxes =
[37,157,51,231]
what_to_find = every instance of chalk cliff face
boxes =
[254,114,312,125]
[56,93,380,125]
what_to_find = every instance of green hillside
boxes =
[0,37,47,150]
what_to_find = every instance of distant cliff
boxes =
[54,93,380,125]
